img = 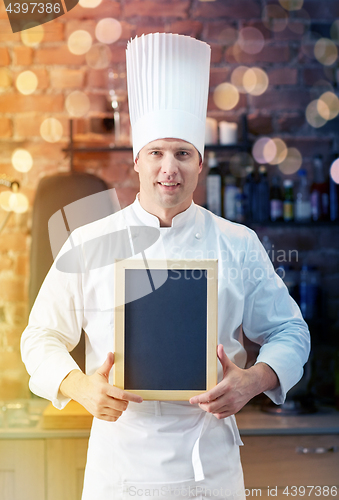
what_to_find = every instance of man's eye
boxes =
[178,151,189,156]
[150,151,160,155]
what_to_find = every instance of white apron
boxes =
[81,401,245,500]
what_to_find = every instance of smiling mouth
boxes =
[158,182,180,186]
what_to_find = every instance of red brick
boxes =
[267,67,298,85]
[204,22,238,44]
[0,21,20,41]
[99,162,131,184]
[248,89,310,111]
[247,114,273,135]
[86,69,107,89]
[136,24,166,37]
[302,67,327,86]
[13,114,68,138]
[168,20,203,38]
[209,68,231,88]
[41,21,64,42]
[226,44,290,64]
[50,68,85,89]
[12,46,33,66]
[12,68,49,90]
[0,94,64,113]
[0,233,28,253]
[124,0,190,19]
[109,45,127,64]
[0,65,11,87]
[241,21,272,41]
[0,47,10,66]
[193,0,261,19]
[277,113,305,133]
[273,24,305,41]
[65,20,96,39]
[62,0,121,19]
[0,117,12,138]
[35,46,86,65]
[211,44,223,64]
[284,137,332,158]
[0,255,13,271]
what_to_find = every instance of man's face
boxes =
[134,138,202,216]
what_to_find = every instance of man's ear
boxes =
[134,156,139,173]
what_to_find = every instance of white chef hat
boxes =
[126,33,211,161]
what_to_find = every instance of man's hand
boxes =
[60,352,143,422]
[189,344,278,419]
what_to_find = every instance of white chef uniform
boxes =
[21,196,310,500]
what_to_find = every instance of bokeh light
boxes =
[243,67,269,96]
[238,27,265,55]
[217,27,238,45]
[268,138,288,165]
[95,18,122,44]
[252,137,277,164]
[229,152,254,178]
[231,66,249,93]
[9,193,29,213]
[288,8,310,35]
[213,83,240,110]
[79,0,102,7]
[310,80,334,101]
[279,0,303,10]
[262,4,288,32]
[40,118,63,143]
[11,149,33,173]
[301,31,321,59]
[330,158,339,184]
[0,191,12,211]
[317,92,339,120]
[278,148,303,175]
[65,91,91,117]
[68,30,92,55]
[314,38,338,66]
[86,43,111,69]
[306,100,327,128]
[330,20,339,44]
[21,24,44,47]
[15,71,38,95]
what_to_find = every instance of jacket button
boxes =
[195,232,201,239]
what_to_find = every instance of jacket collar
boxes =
[132,194,197,229]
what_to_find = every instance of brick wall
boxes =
[0,0,338,400]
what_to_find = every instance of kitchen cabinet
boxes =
[0,440,45,500]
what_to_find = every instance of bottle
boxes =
[299,265,320,321]
[235,191,246,223]
[223,175,238,221]
[311,154,329,221]
[256,166,270,222]
[270,175,283,222]
[283,179,294,221]
[294,169,311,222]
[242,166,255,222]
[206,151,222,216]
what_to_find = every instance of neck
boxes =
[138,194,192,227]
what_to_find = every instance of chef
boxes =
[21,33,310,500]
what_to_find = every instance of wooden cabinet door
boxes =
[0,440,45,500]
[46,438,88,500]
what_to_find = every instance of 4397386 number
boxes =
[6,3,61,13]
[283,486,338,497]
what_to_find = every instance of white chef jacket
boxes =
[21,197,310,500]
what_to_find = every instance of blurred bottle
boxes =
[252,166,270,222]
[283,179,294,222]
[270,175,283,222]
[223,175,238,221]
[206,151,222,216]
[235,191,246,223]
[294,169,311,222]
[329,153,339,221]
[299,265,320,321]
[311,154,329,221]
[242,166,255,222]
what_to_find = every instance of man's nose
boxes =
[161,154,178,176]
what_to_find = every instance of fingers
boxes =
[96,352,115,379]
[107,385,143,404]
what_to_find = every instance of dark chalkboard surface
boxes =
[114,259,218,400]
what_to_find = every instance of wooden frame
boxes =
[113,259,218,400]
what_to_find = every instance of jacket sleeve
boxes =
[21,255,84,410]
[242,230,311,405]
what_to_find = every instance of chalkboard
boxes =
[113,259,218,400]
